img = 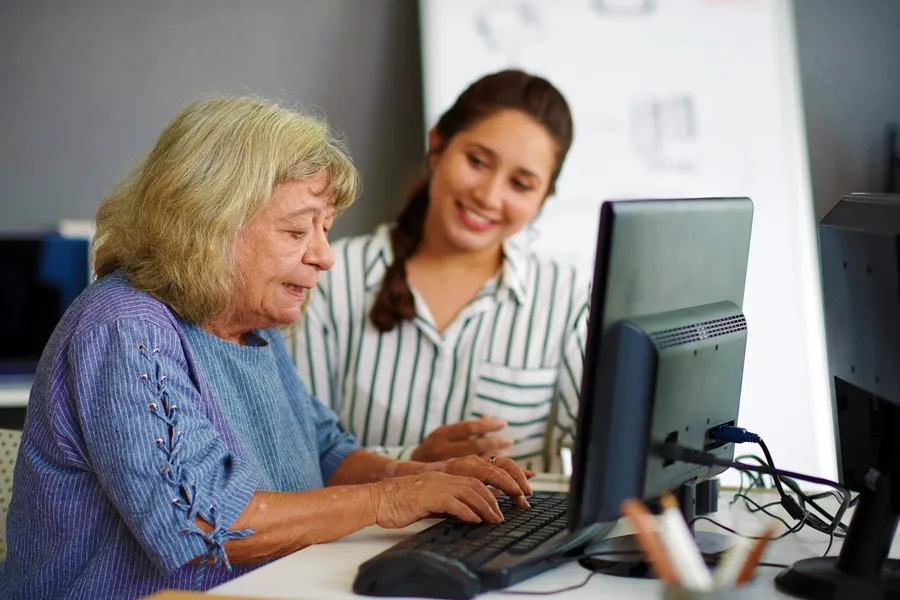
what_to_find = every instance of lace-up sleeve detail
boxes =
[70,319,260,576]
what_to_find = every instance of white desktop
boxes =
[209,481,865,600]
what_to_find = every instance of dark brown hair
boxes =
[369,69,574,332]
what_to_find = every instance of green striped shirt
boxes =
[293,224,590,471]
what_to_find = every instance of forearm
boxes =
[327,449,426,486]
[195,485,378,564]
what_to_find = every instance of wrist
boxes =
[387,459,426,478]
[363,482,384,528]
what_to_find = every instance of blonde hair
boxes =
[93,96,359,325]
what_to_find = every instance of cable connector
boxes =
[715,425,761,444]
[780,495,805,520]
[655,443,707,464]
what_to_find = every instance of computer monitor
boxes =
[0,233,90,383]
[775,193,900,599]
[351,198,754,599]
[569,197,753,576]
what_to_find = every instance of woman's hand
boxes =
[411,416,512,462]
[426,455,534,506]
[369,455,535,529]
[369,472,504,529]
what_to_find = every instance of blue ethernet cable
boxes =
[714,424,761,445]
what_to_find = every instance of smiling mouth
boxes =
[455,201,497,231]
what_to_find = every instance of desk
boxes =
[210,481,877,600]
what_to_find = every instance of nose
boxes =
[304,226,335,272]
[473,174,504,210]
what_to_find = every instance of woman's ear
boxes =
[427,128,444,171]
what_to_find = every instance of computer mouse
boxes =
[353,549,482,600]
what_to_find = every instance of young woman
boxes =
[294,70,590,472]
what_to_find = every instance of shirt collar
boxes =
[363,224,392,292]
[362,223,531,306]
[500,237,530,305]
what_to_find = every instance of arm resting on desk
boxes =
[193,450,532,563]
[190,451,392,564]
[192,485,378,564]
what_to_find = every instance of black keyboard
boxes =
[354,492,572,599]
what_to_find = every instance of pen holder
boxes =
[663,584,754,600]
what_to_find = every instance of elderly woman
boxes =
[0,97,532,600]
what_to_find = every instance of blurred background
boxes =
[3,0,898,237]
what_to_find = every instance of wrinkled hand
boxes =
[369,471,506,529]
[426,455,534,508]
[369,456,535,529]
[411,416,512,462]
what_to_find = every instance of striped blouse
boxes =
[293,224,590,472]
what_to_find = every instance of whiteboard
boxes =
[419,0,835,486]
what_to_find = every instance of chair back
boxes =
[0,429,22,562]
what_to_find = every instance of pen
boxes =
[619,498,680,585]
[560,446,573,478]
[713,534,754,588]
[735,523,777,585]
[658,493,715,592]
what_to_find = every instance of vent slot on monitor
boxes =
[648,314,747,349]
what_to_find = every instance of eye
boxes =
[512,179,532,192]
[291,230,309,240]
[467,153,487,168]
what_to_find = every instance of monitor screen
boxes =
[0,234,90,380]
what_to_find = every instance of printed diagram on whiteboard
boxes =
[474,0,656,62]
[630,94,698,173]
[475,2,545,63]
[589,0,656,16]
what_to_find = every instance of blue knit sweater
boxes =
[0,273,358,599]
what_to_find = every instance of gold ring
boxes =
[489,455,498,465]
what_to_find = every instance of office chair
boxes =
[0,428,22,562]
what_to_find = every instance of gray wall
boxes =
[0,0,425,239]
[2,1,900,232]
[794,0,900,218]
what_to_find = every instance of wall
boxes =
[0,0,425,239]
[4,1,900,231]
[794,0,900,218]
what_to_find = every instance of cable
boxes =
[778,474,849,537]
[496,571,598,595]
[655,442,846,493]
[691,513,807,541]
[715,425,761,444]
[756,438,799,518]
[720,494,796,533]
[755,439,850,538]
[498,549,642,596]
[658,441,852,550]
[717,426,832,526]
[731,454,771,499]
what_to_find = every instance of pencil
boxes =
[619,498,680,585]
[713,534,754,588]
[735,523,777,585]
[658,493,715,592]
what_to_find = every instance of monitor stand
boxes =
[775,470,900,599]
[579,480,732,578]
